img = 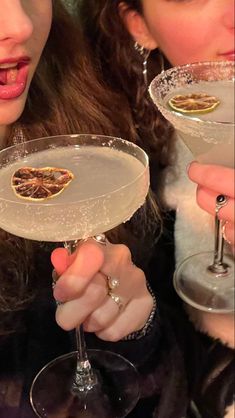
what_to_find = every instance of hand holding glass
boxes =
[149,61,234,312]
[0,134,150,417]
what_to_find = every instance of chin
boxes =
[0,96,28,127]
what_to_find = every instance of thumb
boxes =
[51,247,76,276]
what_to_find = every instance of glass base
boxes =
[30,349,139,418]
[174,252,235,312]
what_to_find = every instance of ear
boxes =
[119,2,158,50]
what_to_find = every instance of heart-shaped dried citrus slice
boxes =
[168,93,220,114]
[11,167,74,201]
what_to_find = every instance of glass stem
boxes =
[208,212,228,275]
[64,240,98,393]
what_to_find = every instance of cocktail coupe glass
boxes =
[0,134,150,417]
[149,61,234,312]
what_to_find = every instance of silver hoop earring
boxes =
[134,41,150,86]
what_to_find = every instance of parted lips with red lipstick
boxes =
[0,58,30,100]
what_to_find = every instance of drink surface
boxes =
[166,80,234,123]
[0,146,149,241]
[165,80,234,167]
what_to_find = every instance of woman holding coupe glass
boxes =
[0,1,234,418]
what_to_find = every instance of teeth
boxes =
[7,68,18,84]
[0,63,17,69]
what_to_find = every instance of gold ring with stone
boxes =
[107,276,120,290]
[108,291,123,311]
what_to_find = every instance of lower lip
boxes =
[219,53,235,61]
[0,64,29,100]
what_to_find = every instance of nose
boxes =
[0,0,33,44]
[222,0,235,30]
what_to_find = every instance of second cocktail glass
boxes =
[149,61,234,313]
[0,134,150,417]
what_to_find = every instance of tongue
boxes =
[0,69,7,85]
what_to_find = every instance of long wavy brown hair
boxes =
[77,0,175,184]
[0,0,160,336]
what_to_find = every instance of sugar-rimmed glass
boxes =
[149,61,234,312]
[0,134,150,417]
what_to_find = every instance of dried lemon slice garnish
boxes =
[11,167,74,201]
[168,93,220,114]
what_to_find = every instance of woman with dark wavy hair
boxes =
[77,0,234,246]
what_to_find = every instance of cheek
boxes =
[152,19,208,66]
[32,6,53,56]
[38,15,52,50]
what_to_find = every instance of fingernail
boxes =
[186,163,191,173]
[186,160,197,173]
